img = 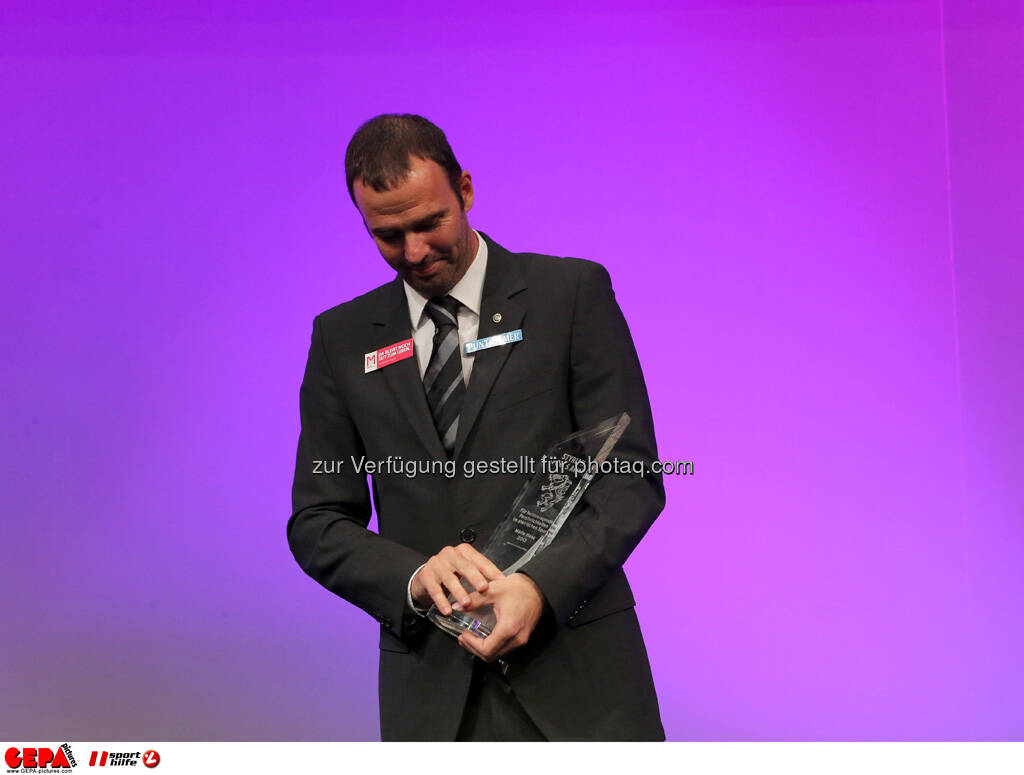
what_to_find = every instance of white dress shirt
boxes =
[403,230,488,385]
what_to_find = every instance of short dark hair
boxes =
[344,114,465,208]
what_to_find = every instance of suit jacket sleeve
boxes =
[287,314,427,639]
[519,261,665,625]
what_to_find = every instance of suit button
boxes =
[459,527,476,544]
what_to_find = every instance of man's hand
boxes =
[456,573,546,662]
[410,543,503,615]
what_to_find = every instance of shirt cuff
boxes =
[406,563,430,617]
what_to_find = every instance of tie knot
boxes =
[425,296,461,328]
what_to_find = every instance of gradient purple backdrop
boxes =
[2,0,1022,741]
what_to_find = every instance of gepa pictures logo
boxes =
[4,744,76,769]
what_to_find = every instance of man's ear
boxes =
[459,171,474,212]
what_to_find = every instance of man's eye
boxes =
[378,233,401,243]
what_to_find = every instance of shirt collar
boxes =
[403,229,487,328]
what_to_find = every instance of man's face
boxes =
[353,156,477,298]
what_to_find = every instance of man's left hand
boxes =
[456,573,546,662]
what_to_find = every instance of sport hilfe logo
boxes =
[87,750,159,768]
[4,745,76,769]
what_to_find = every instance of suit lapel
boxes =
[453,234,527,460]
[371,281,448,462]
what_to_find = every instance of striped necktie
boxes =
[423,296,466,457]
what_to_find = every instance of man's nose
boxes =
[404,234,429,264]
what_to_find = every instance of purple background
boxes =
[2,0,1022,741]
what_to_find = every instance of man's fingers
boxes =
[459,631,500,662]
[415,561,452,613]
[448,545,500,594]
[458,632,487,660]
[455,544,503,581]
[415,545,505,614]
[476,620,519,662]
[443,572,472,607]
[420,557,472,609]
[423,577,453,616]
[457,590,490,612]
[459,566,490,594]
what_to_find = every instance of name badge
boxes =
[365,338,414,373]
[465,329,523,354]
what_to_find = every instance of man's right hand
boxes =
[410,543,503,615]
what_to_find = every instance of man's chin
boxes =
[404,274,452,298]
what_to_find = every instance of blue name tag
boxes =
[465,329,523,354]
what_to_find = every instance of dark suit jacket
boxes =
[288,233,665,740]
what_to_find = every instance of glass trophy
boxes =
[427,412,631,639]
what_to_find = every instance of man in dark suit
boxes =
[288,114,665,740]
